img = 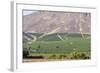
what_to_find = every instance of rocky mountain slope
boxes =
[23,11,91,34]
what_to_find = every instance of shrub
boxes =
[23,48,29,58]
[49,54,56,59]
[80,53,90,59]
[56,46,59,48]
[70,52,89,59]
[38,45,41,49]
[59,54,66,59]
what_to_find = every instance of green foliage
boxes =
[48,54,67,59]
[23,33,91,60]
[49,54,56,59]
[23,48,29,58]
[27,37,90,54]
[38,45,41,49]
[58,54,67,59]
[70,52,90,59]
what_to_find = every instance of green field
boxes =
[23,33,91,62]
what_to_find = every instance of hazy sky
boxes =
[23,10,38,16]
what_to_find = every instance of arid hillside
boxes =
[23,11,91,34]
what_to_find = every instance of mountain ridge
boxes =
[23,11,91,34]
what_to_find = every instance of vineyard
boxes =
[23,33,91,62]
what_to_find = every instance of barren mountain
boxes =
[23,11,91,34]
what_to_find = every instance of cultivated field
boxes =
[23,33,91,62]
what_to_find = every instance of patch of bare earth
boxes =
[23,59,70,63]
